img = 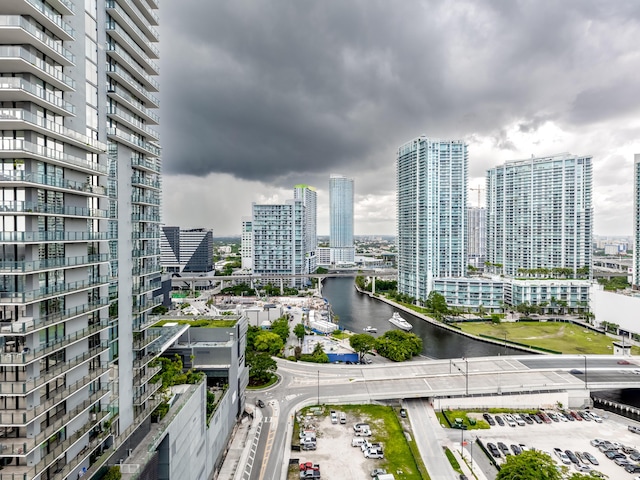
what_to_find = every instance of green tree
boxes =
[349,333,377,360]
[246,325,261,351]
[426,291,449,319]
[103,466,122,480]
[270,316,290,344]
[497,450,605,480]
[293,323,306,341]
[375,330,422,362]
[246,351,277,385]
[254,331,284,355]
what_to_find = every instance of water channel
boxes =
[322,277,525,359]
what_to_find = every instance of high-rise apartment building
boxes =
[294,184,317,275]
[252,200,306,287]
[467,207,487,270]
[240,217,253,270]
[486,153,592,277]
[396,137,468,301]
[633,155,640,289]
[0,0,161,478]
[329,174,354,265]
[160,227,213,273]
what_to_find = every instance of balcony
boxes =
[0,201,107,219]
[0,254,109,274]
[106,127,160,156]
[0,344,108,395]
[0,299,108,334]
[106,85,159,124]
[0,321,109,366]
[0,170,106,197]
[131,281,158,295]
[116,0,159,40]
[106,106,159,140]
[132,313,159,333]
[0,231,108,244]
[0,139,106,175]
[131,193,160,206]
[0,77,75,116]
[131,0,159,26]
[131,230,159,240]
[0,15,74,65]
[0,276,109,305]
[131,213,160,223]
[131,175,160,190]
[0,387,109,457]
[106,64,159,108]
[105,21,159,74]
[7,0,76,41]
[131,156,161,173]
[132,330,161,351]
[105,0,159,58]
[133,364,161,387]
[0,108,104,152]
[106,44,158,92]
[0,46,75,91]
[0,366,108,426]
[133,379,161,406]
[133,352,156,370]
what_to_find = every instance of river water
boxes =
[322,277,524,359]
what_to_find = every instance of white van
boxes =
[376,475,395,480]
[339,412,346,424]
[351,437,366,447]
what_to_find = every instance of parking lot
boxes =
[291,409,391,479]
[472,409,640,479]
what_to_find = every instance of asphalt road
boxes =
[247,354,640,479]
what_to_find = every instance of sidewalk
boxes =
[216,408,263,480]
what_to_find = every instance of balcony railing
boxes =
[133,379,161,406]
[24,0,75,40]
[0,108,104,151]
[0,201,107,218]
[0,276,109,304]
[0,46,75,90]
[0,366,108,426]
[131,156,161,172]
[0,254,109,274]
[131,175,160,190]
[0,78,75,115]
[0,321,109,365]
[0,231,108,244]
[105,21,159,74]
[106,106,158,140]
[0,344,107,395]
[107,85,159,124]
[106,44,158,92]
[105,64,159,107]
[0,139,106,174]
[106,128,160,156]
[0,16,75,64]
[105,0,159,58]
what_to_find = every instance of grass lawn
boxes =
[435,411,491,430]
[457,321,640,354]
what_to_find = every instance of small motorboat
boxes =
[363,326,377,333]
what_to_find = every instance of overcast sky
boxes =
[159,0,640,237]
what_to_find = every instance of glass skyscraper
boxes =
[0,0,161,477]
[294,184,318,275]
[633,154,640,289]
[396,137,468,301]
[486,153,592,277]
[329,174,354,265]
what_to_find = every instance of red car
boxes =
[569,410,582,421]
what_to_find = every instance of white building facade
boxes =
[252,200,306,287]
[294,184,318,275]
[467,206,487,270]
[396,137,468,302]
[329,174,355,265]
[634,154,640,288]
[486,153,593,277]
[240,217,253,270]
[0,0,163,478]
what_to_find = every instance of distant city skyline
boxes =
[160,1,640,237]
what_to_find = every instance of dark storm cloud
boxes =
[159,0,640,186]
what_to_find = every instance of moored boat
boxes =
[363,326,377,333]
[388,312,412,331]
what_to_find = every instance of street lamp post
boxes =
[584,355,588,388]
[317,370,320,406]
[465,358,469,396]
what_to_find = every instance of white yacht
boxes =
[363,326,377,333]
[388,312,413,331]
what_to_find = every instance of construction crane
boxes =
[469,187,484,207]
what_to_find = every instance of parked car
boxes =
[538,411,552,424]
[354,428,372,437]
[371,469,387,478]
[614,457,631,467]
[590,439,604,447]
[487,443,501,458]
[511,444,522,455]
[548,412,559,422]
[554,448,571,465]
[629,425,640,434]
[495,415,505,426]
[514,414,526,426]
[522,413,534,425]
[630,452,640,462]
[605,450,625,460]
[256,399,265,408]
[330,410,338,424]
[532,414,543,424]
[354,423,370,432]
[574,463,591,473]
[498,442,510,456]
[364,448,384,459]
[583,452,599,465]
[565,450,579,465]
[626,464,640,473]
[579,411,592,421]
[589,412,603,423]
[570,410,582,421]
[503,414,517,427]
[399,409,407,418]
[557,412,569,422]
[483,413,495,426]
